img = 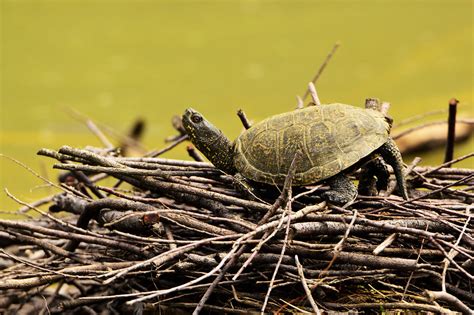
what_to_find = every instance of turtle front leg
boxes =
[233,173,260,200]
[378,138,409,200]
[322,173,357,206]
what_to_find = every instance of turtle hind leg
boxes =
[378,137,409,200]
[322,173,357,206]
[358,156,390,196]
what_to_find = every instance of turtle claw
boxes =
[358,157,390,196]
[323,174,358,206]
[322,191,354,206]
[233,173,259,200]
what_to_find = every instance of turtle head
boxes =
[182,108,237,174]
[182,108,219,144]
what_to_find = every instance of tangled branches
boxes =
[0,142,473,314]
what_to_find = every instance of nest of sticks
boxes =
[1,95,473,315]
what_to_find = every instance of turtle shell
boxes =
[233,103,390,185]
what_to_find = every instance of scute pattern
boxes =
[233,103,390,185]
[241,122,277,173]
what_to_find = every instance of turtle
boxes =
[182,103,408,205]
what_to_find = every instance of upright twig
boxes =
[365,98,380,111]
[444,98,459,164]
[237,109,252,129]
[308,82,321,106]
[296,95,304,109]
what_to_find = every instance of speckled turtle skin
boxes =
[233,104,390,186]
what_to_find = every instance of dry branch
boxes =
[1,112,473,314]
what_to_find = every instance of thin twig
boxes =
[301,41,340,102]
[295,255,321,314]
[86,119,115,149]
[261,200,293,314]
[393,108,447,128]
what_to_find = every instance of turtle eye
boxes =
[191,114,203,123]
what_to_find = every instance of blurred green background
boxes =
[1,0,472,211]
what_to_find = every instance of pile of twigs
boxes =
[0,136,473,314]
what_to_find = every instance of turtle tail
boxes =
[378,138,409,200]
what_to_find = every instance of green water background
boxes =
[1,0,473,211]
